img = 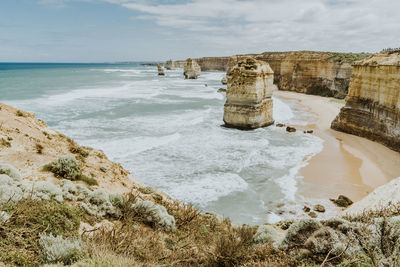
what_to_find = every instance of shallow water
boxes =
[0,63,323,224]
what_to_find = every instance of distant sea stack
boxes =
[157,64,165,76]
[165,60,175,70]
[331,51,400,152]
[183,58,201,79]
[223,58,274,129]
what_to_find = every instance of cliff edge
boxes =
[0,102,134,194]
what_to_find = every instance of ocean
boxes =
[0,62,323,224]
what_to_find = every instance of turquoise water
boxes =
[0,63,323,224]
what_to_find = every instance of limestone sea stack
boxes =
[331,52,400,152]
[157,64,165,76]
[183,58,201,79]
[223,58,274,129]
[165,60,175,70]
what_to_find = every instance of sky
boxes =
[0,0,399,62]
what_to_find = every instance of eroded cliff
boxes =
[174,52,369,98]
[255,52,370,98]
[173,57,230,71]
[331,52,400,151]
[195,57,230,71]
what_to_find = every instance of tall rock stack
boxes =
[183,58,201,79]
[165,60,175,70]
[223,58,275,129]
[332,52,400,152]
[157,64,165,76]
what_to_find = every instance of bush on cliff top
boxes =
[43,155,81,180]
[43,155,98,185]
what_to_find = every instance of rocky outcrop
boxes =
[344,176,400,216]
[164,60,175,70]
[223,58,274,129]
[331,52,400,152]
[157,64,165,76]
[183,58,201,79]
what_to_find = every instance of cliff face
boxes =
[195,57,230,71]
[254,52,361,98]
[173,60,185,68]
[174,52,369,98]
[173,57,230,71]
[331,52,400,152]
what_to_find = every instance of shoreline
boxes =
[273,91,400,204]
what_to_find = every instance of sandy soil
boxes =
[273,91,400,203]
[0,102,135,195]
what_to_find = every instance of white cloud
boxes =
[36,0,400,56]
[107,0,400,53]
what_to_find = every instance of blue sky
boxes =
[0,0,399,62]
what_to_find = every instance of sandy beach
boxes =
[274,91,400,203]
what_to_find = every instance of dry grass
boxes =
[342,203,400,267]
[5,188,398,266]
[0,199,83,266]
[85,192,302,267]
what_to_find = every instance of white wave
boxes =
[166,173,248,207]
[273,97,294,122]
[199,72,226,81]
[273,135,324,201]
[100,69,142,74]
[14,81,165,108]
[84,133,182,160]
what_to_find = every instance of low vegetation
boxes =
[43,155,98,185]
[326,52,371,63]
[2,160,400,266]
[0,199,82,266]
[260,51,371,63]
[15,110,25,117]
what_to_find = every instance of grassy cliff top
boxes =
[260,51,372,62]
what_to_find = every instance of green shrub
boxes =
[43,156,81,180]
[16,110,25,117]
[43,156,98,185]
[69,145,89,158]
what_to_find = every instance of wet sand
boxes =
[274,91,400,203]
